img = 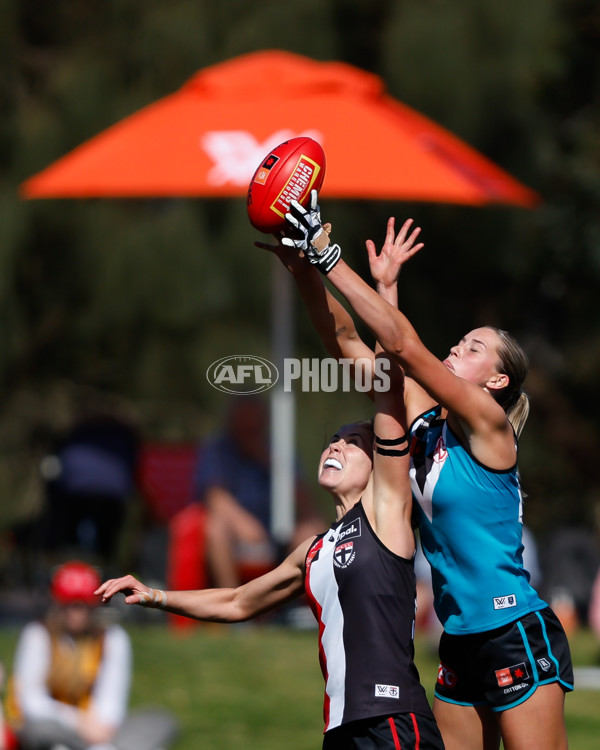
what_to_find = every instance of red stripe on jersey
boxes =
[411,713,420,749]
[388,716,402,749]
[304,537,330,729]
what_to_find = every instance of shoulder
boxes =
[100,624,132,663]
[18,620,49,646]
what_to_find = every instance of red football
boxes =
[247,136,326,234]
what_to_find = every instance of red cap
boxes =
[50,561,101,606]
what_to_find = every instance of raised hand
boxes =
[284,190,341,274]
[366,217,424,291]
[254,223,333,276]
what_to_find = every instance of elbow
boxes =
[385,332,418,370]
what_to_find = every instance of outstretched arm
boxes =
[95,538,311,623]
[370,350,414,558]
[255,231,374,373]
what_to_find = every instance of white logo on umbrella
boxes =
[201,129,323,186]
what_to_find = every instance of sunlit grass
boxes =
[0,621,598,749]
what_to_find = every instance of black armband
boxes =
[374,433,409,457]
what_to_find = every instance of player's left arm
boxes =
[370,351,415,558]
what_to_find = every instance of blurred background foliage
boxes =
[1,0,599,539]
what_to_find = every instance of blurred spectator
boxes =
[40,415,139,566]
[4,561,177,750]
[194,396,324,587]
[539,525,600,634]
[589,567,600,640]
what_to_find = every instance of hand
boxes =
[77,710,116,745]
[366,217,424,291]
[95,574,166,608]
[254,224,333,275]
[284,190,341,274]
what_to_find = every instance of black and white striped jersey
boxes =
[304,500,433,732]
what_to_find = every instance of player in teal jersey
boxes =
[262,192,573,750]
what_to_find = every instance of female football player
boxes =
[263,192,574,750]
[97,355,444,750]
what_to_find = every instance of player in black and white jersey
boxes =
[96,352,443,750]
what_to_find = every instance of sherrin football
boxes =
[247,136,326,234]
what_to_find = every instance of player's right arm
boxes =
[255,232,373,367]
[95,538,313,623]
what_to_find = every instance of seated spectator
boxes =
[41,414,139,565]
[195,396,324,588]
[4,561,177,750]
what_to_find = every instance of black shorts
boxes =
[435,607,574,711]
[322,712,444,750]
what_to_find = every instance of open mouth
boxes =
[323,457,343,471]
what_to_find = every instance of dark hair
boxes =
[487,327,530,437]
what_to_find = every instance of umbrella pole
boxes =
[270,263,296,547]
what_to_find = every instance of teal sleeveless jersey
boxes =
[409,406,546,635]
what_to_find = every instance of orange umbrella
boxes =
[20,49,538,207]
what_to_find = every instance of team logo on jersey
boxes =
[537,657,552,672]
[433,435,447,462]
[334,541,356,568]
[495,662,529,688]
[493,594,517,610]
[375,684,399,699]
[437,662,457,689]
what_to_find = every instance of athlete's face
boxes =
[318,422,373,494]
[442,327,507,391]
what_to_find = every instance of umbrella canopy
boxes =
[20,49,538,207]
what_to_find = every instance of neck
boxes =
[332,488,365,521]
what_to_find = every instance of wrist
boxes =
[138,588,167,609]
[376,281,398,303]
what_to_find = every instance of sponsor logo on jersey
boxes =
[537,657,552,672]
[495,662,529,688]
[503,682,529,694]
[437,662,457,689]
[375,684,399,699]
[337,518,361,542]
[333,541,356,568]
[493,594,517,610]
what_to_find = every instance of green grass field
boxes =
[0,621,598,749]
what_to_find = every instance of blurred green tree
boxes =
[0,0,598,541]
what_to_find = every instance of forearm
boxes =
[291,263,367,360]
[154,587,251,623]
[376,280,398,308]
[327,259,413,360]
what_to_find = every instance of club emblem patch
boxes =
[334,541,356,568]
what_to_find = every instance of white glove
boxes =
[283,190,341,274]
